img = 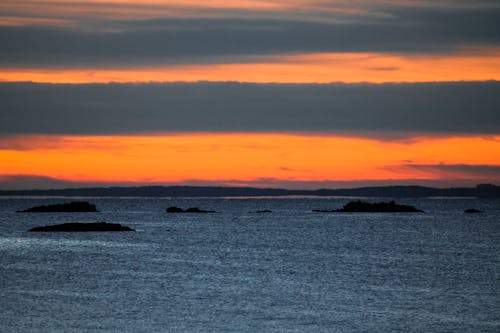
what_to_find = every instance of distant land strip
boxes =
[0,184,498,198]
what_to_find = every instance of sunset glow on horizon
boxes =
[1,133,498,188]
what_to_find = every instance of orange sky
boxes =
[1,134,498,186]
[3,50,500,84]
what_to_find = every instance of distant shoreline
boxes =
[0,184,498,198]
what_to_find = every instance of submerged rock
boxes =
[166,206,217,213]
[18,201,98,213]
[251,210,272,213]
[28,222,134,232]
[314,200,423,213]
[464,208,482,213]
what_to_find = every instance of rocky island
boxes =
[464,208,482,213]
[28,222,134,232]
[18,201,98,213]
[166,206,217,213]
[314,200,423,213]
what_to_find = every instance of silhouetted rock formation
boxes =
[166,206,184,213]
[464,208,482,213]
[18,201,98,213]
[28,222,134,232]
[166,206,217,213]
[314,200,423,213]
[185,207,216,213]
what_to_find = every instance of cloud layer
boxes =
[1,173,496,191]
[397,163,500,178]
[1,81,499,135]
[1,5,499,67]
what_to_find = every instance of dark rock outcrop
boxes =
[166,206,184,213]
[166,206,217,213]
[464,208,482,213]
[314,200,423,213]
[18,201,98,213]
[28,222,134,232]
[185,207,216,213]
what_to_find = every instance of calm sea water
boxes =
[0,197,499,332]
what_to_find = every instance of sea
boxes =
[0,196,499,332]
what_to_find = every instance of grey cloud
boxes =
[197,177,495,190]
[398,164,500,177]
[0,174,159,190]
[0,174,491,190]
[0,81,499,135]
[0,174,79,190]
[1,5,499,66]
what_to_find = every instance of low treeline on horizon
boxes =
[0,184,498,198]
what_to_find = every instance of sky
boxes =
[0,0,499,190]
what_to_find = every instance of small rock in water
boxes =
[464,208,482,213]
[314,200,423,213]
[166,206,184,213]
[28,222,134,232]
[166,206,217,213]
[18,201,98,213]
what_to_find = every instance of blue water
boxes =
[0,197,499,332]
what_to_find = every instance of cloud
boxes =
[0,174,159,190]
[395,163,500,179]
[0,174,493,191]
[0,174,79,190]
[367,67,399,71]
[194,177,495,190]
[1,4,499,66]
[0,81,499,135]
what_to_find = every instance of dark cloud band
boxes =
[1,5,499,66]
[397,164,500,176]
[0,81,498,135]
